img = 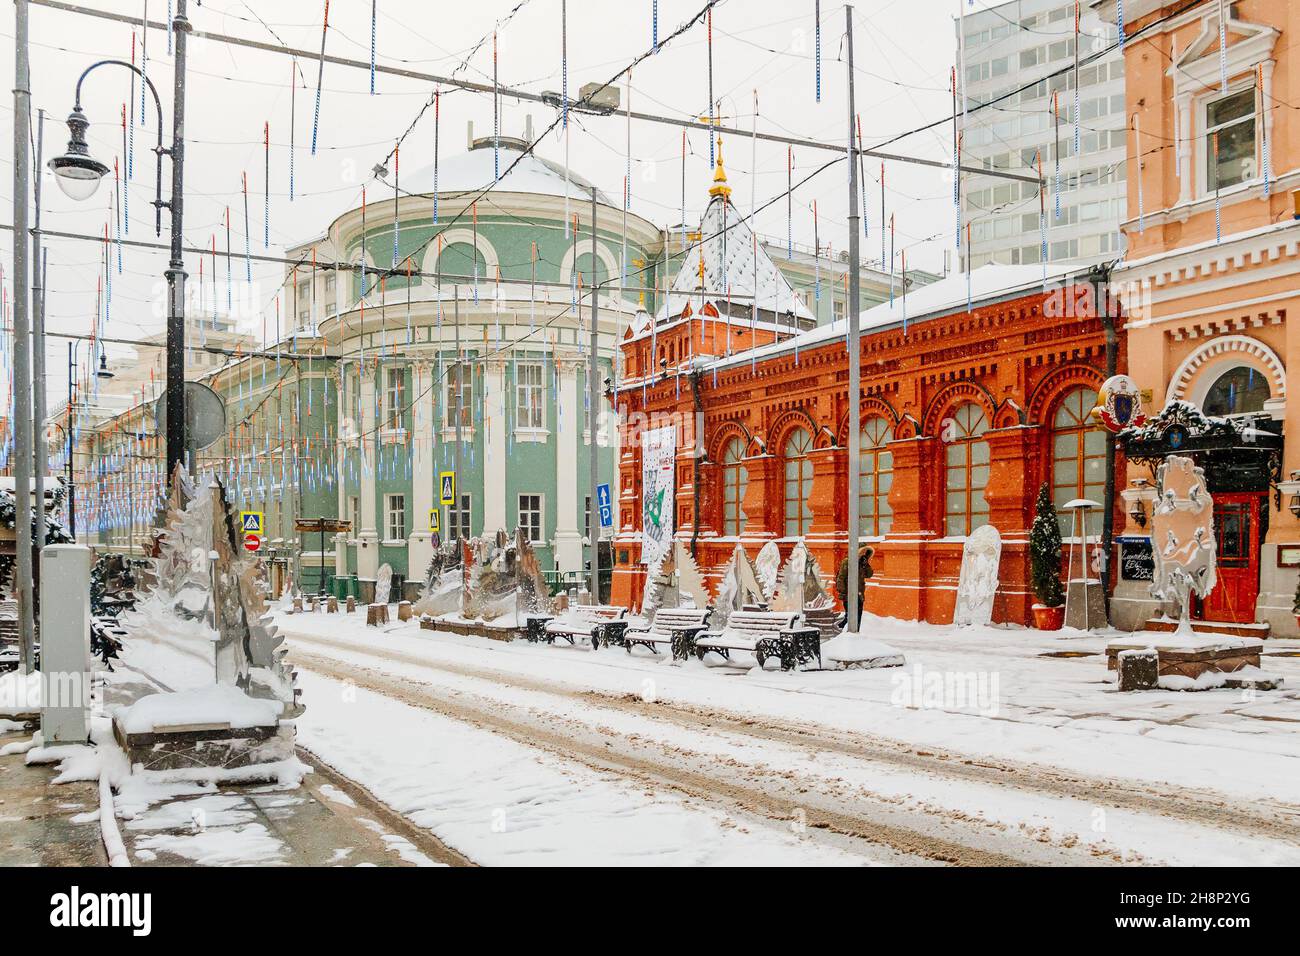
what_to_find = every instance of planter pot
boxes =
[1032,604,1066,631]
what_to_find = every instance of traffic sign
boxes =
[439,471,456,506]
[429,509,440,533]
[596,482,613,528]
[244,533,261,553]
[240,511,264,534]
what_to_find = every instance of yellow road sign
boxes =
[429,509,440,533]
[240,511,264,534]
[439,471,456,506]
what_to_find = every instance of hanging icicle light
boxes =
[311,0,330,155]
[369,0,377,94]
[432,89,440,224]
[264,122,271,247]
[1037,151,1048,290]
[1134,114,1145,233]
[652,0,659,52]
[1217,0,1229,93]
[814,0,822,104]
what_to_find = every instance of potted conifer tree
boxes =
[1292,574,1300,630]
[1029,482,1066,630]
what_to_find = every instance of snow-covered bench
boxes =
[695,610,820,671]
[623,607,711,660]
[526,605,629,649]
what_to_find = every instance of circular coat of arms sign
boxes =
[1093,374,1146,432]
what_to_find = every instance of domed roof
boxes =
[402,137,612,205]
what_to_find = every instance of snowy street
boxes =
[277,612,1300,866]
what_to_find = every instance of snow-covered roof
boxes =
[657,196,816,324]
[706,260,1099,372]
[402,139,612,205]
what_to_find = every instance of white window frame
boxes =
[385,494,407,542]
[444,364,473,429]
[445,493,472,542]
[383,367,405,432]
[1201,82,1258,196]
[515,362,546,431]
[518,493,543,543]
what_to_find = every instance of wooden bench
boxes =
[526,605,629,649]
[623,607,711,660]
[695,610,821,671]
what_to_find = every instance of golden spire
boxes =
[708,135,731,200]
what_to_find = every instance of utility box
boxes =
[39,544,91,746]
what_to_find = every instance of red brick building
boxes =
[613,186,1128,624]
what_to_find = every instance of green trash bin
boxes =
[333,575,347,600]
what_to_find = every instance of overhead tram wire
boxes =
[28,0,1038,186]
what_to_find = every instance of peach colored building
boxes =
[1098,0,1300,636]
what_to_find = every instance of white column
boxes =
[357,364,380,582]
[553,355,582,574]
[1176,93,1193,206]
[409,361,436,576]
[483,358,508,534]
[334,368,347,581]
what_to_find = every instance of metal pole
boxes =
[33,111,47,555]
[845,4,862,634]
[588,187,600,601]
[13,0,35,672]
[164,0,190,480]
[67,342,76,538]
[453,286,462,539]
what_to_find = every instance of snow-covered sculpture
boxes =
[513,528,551,617]
[641,540,709,615]
[374,563,393,606]
[1150,455,1216,635]
[714,543,766,630]
[412,539,464,617]
[771,542,832,613]
[118,475,301,717]
[461,531,519,621]
[755,541,782,604]
[954,525,1002,627]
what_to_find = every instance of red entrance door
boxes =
[1195,493,1263,624]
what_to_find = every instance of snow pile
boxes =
[0,668,42,717]
[117,685,283,735]
[821,632,906,669]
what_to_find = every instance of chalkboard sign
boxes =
[1119,537,1154,581]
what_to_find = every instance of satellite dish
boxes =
[153,382,227,450]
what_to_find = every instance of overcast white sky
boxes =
[2,0,981,408]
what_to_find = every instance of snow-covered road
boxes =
[279,611,1300,866]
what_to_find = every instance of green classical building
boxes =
[62,128,937,601]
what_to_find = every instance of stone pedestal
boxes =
[1117,648,1159,691]
[346,596,357,613]
[1065,579,1107,630]
[397,601,413,621]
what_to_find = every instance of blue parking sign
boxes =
[596,483,613,528]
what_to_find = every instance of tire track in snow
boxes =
[287,631,1300,851]
[289,645,1089,866]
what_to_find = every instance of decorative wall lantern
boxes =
[1279,471,1300,519]
[1120,477,1157,529]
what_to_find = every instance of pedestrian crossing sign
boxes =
[429,509,440,533]
[439,471,456,506]
[240,511,264,534]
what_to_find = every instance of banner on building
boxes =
[640,425,676,566]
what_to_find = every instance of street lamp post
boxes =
[49,0,190,481]
[64,338,114,539]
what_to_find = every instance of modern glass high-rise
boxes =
[957,0,1127,269]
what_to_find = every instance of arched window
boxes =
[783,427,813,537]
[944,403,990,537]
[573,251,609,291]
[721,437,748,536]
[1051,387,1106,537]
[437,242,487,283]
[1202,366,1270,417]
[858,417,894,537]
